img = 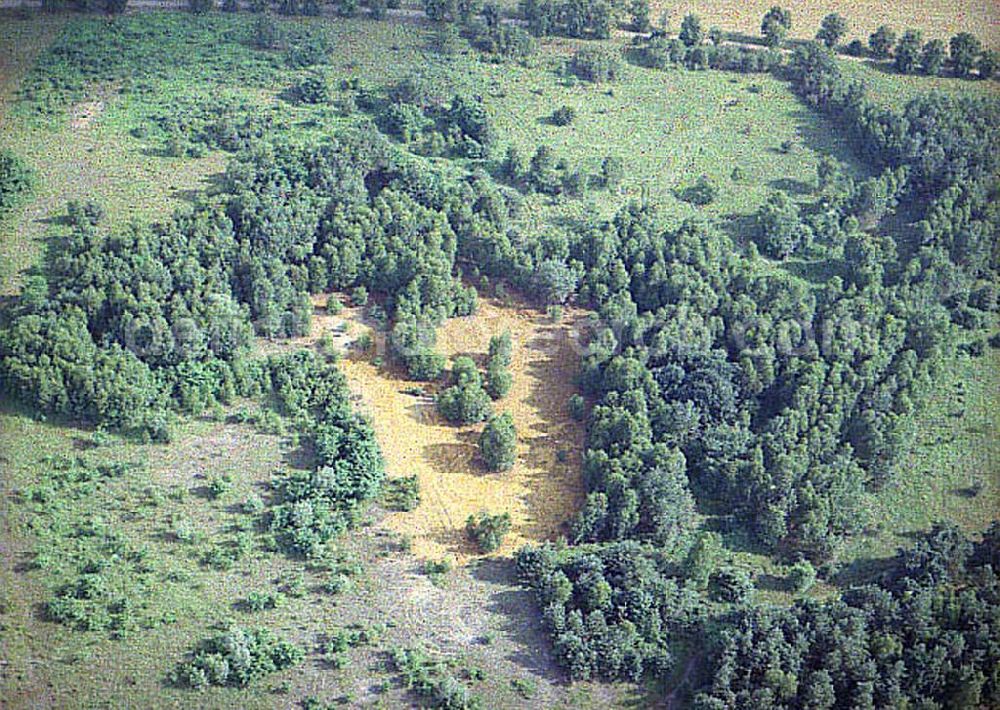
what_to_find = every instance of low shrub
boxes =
[383,475,421,512]
[0,151,34,214]
[391,646,483,709]
[551,105,576,126]
[466,510,511,552]
[570,47,623,82]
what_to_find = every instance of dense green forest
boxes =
[0,3,997,707]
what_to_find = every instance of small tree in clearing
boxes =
[761,6,791,48]
[816,13,847,49]
[479,412,517,471]
[466,511,512,552]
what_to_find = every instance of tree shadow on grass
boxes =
[722,31,768,48]
[282,437,315,471]
[36,213,74,228]
[517,322,587,544]
[716,212,758,250]
[700,513,776,558]
[768,177,813,195]
[468,558,570,684]
[169,188,205,205]
[756,573,788,593]
[0,392,92,436]
[789,108,872,177]
[949,484,984,499]
[831,554,896,588]
[421,433,480,476]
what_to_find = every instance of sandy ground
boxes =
[302,294,588,563]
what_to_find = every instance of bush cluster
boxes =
[391,646,483,709]
[0,150,34,214]
[569,46,623,82]
[466,510,511,552]
[171,627,303,688]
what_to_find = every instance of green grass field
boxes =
[839,58,1000,109]
[0,9,997,708]
[838,350,1000,570]
[0,12,875,295]
[0,395,643,708]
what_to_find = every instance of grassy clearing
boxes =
[839,350,1000,571]
[838,58,1000,109]
[308,20,867,225]
[481,45,869,225]
[299,294,588,562]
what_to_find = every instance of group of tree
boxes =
[842,23,994,79]
[518,521,1000,705]
[517,541,703,681]
[367,83,496,160]
[516,0,652,39]
[569,45,623,82]
[265,350,386,557]
[436,356,494,423]
[391,646,484,709]
[500,142,620,201]
[635,34,781,74]
[509,33,999,694]
[143,92,281,158]
[884,28,997,79]
[468,4,537,60]
[518,0,612,39]
[0,126,529,545]
[695,524,1000,708]
[521,38,999,571]
[661,6,997,82]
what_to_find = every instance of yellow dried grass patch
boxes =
[654,0,1000,49]
[309,295,587,563]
